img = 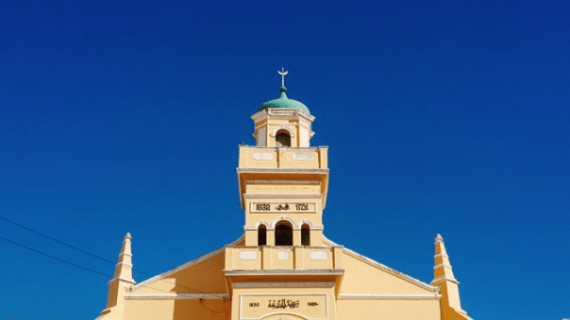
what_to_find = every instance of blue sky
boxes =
[1,1,569,319]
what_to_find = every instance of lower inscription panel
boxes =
[240,294,327,320]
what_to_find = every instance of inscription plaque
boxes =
[241,294,327,320]
[250,202,317,213]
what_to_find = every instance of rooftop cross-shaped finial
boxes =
[278,67,288,89]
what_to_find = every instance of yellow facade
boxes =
[95,83,474,320]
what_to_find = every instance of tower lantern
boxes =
[252,69,315,147]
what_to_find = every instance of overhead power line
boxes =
[0,215,229,299]
[0,234,223,299]
[0,215,116,265]
[0,235,111,278]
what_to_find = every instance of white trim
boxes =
[132,235,244,290]
[298,220,316,228]
[433,253,449,258]
[244,225,324,231]
[254,221,270,228]
[239,146,326,151]
[432,277,459,285]
[115,262,133,268]
[270,126,296,137]
[224,269,344,276]
[244,194,322,199]
[108,277,135,285]
[322,235,436,292]
[125,293,228,300]
[337,293,441,300]
[238,168,329,174]
[433,263,452,269]
[233,282,335,288]
[245,180,321,186]
[271,216,298,229]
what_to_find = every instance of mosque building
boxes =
[94,71,474,320]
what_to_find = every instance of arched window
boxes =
[258,225,267,246]
[275,221,293,246]
[301,224,310,246]
[276,130,291,147]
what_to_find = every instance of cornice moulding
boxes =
[125,293,228,300]
[337,293,441,300]
[245,180,321,185]
[224,269,344,276]
[233,282,335,288]
[244,193,322,199]
[238,168,329,174]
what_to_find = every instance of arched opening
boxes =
[275,221,293,246]
[301,224,310,246]
[258,225,267,246]
[276,130,291,147]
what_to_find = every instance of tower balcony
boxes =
[224,245,344,298]
[224,245,343,271]
[238,146,328,170]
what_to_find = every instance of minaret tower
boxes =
[227,70,342,318]
[237,69,330,247]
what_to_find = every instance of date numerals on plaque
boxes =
[256,204,271,211]
[249,302,260,307]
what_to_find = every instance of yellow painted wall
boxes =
[132,250,227,294]
[339,251,434,295]
[337,299,440,320]
[123,299,230,320]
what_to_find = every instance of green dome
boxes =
[257,88,310,114]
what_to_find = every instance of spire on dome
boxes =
[278,67,288,92]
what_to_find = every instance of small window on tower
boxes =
[301,224,310,246]
[258,225,267,246]
[276,131,291,147]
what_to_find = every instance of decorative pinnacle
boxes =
[278,67,288,90]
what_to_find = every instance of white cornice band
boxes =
[244,193,322,199]
[337,293,441,300]
[125,293,228,300]
[245,180,321,185]
[432,276,459,285]
[233,282,335,288]
[224,269,344,276]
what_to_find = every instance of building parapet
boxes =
[224,245,343,271]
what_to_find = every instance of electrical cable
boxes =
[0,235,111,278]
[0,215,229,299]
[0,234,226,298]
[0,215,116,265]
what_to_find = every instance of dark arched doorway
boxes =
[276,130,291,147]
[275,221,293,246]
